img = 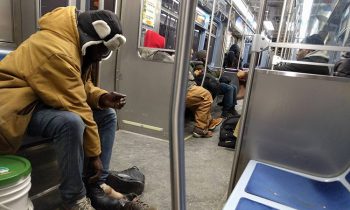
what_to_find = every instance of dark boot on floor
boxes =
[221,108,240,118]
[86,183,124,210]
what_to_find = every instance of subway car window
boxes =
[139,0,179,51]
[138,0,179,63]
[39,0,68,17]
[89,0,115,11]
[269,0,350,77]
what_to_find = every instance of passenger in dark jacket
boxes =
[334,52,350,78]
[194,50,240,118]
[274,34,330,75]
[223,44,242,69]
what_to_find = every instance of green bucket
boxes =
[0,155,32,210]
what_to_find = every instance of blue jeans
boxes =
[219,82,237,111]
[26,103,117,204]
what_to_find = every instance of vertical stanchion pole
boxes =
[227,0,268,195]
[201,0,217,86]
[276,0,288,53]
[98,0,105,9]
[238,23,246,69]
[219,0,234,73]
[169,0,197,209]
[281,0,294,58]
[276,0,288,42]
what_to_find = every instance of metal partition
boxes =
[228,0,350,193]
[116,0,175,139]
[234,69,350,181]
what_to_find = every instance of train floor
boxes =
[27,99,243,210]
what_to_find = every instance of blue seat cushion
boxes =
[236,198,277,210]
[245,163,350,210]
[0,53,6,61]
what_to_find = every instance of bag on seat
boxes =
[106,166,145,195]
[219,116,240,149]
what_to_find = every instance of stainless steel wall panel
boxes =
[21,0,37,42]
[116,0,174,139]
[236,69,350,180]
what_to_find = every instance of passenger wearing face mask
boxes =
[0,7,155,210]
[274,34,330,75]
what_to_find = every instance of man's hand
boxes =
[237,70,248,81]
[88,156,103,183]
[194,69,203,76]
[99,92,126,109]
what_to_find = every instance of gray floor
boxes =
[107,99,243,210]
[27,99,243,210]
[109,129,235,210]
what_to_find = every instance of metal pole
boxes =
[219,0,234,74]
[98,0,105,9]
[80,0,86,11]
[227,0,268,195]
[237,23,246,69]
[281,0,294,58]
[276,0,288,43]
[169,0,197,209]
[201,0,217,86]
[274,0,288,60]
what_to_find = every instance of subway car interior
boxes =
[0,0,350,210]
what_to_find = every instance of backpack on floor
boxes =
[107,166,145,195]
[219,116,240,149]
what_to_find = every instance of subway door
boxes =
[115,0,175,139]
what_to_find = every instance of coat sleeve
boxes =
[274,62,307,73]
[84,70,108,109]
[26,54,101,157]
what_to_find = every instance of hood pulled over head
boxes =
[78,10,126,57]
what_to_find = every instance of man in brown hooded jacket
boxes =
[0,6,154,210]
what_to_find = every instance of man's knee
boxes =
[105,108,117,120]
[58,112,85,133]
[101,108,117,122]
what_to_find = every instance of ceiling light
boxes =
[263,21,274,31]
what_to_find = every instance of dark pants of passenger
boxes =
[26,103,117,205]
[219,82,237,112]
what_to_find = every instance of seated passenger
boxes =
[0,7,154,210]
[334,52,350,78]
[274,34,330,75]
[194,50,240,118]
[186,67,222,137]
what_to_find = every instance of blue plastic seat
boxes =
[223,160,350,210]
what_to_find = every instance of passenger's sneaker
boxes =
[64,197,95,210]
[192,127,213,138]
[208,118,223,131]
[123,199,157,210]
